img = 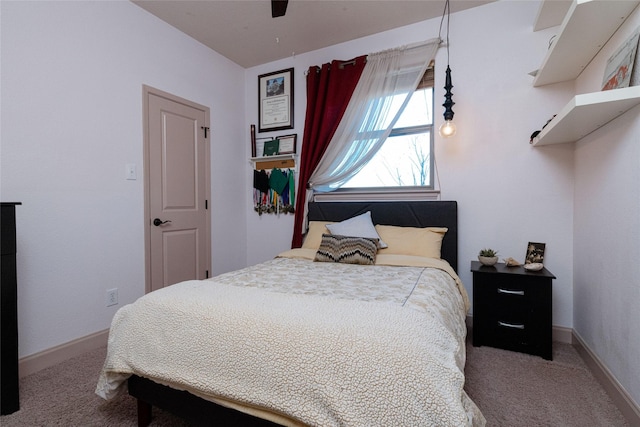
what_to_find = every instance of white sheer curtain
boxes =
[308,38,440,192]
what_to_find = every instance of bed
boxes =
[96,201,485,426]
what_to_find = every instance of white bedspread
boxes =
[96,251,485,426]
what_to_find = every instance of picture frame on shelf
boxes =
[255,140,265,158]
[602,27,640,91]
[262,139,279,156]
[277,134,297,154]
[250,124,257,157]
[525,242,546,264]
[258,68,294,132]
[629,27,640,87]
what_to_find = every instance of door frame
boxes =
[142,85,211,294]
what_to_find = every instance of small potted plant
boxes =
[478,248,499,266]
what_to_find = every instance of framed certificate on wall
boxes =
[258,68,294,132]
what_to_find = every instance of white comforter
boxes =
[96,250,485,426]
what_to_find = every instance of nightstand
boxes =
[471,261,555,360]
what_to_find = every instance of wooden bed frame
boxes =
[128,200,458,426]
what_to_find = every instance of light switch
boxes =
[126,164,137,180]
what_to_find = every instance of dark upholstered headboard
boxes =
[307,201,458,272]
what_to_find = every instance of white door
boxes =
[143,86,211,293]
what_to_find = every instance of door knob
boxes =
[153,218,171,226]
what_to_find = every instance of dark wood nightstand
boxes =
[471,261,555,360]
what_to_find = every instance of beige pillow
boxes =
[301,221,334,249]
[375,225,448,259]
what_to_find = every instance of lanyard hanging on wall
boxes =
[253,168,295,216]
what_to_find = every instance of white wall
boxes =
[0,1,247,357]
[574,5,640,408]
[244,1,575,327]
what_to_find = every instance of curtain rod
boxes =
[369,37,441,56]
[305,38,441,76]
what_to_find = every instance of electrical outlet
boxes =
[106,288,118,307]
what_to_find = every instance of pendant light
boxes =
[438,0,456,138]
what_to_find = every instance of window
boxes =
[340,67,434,190]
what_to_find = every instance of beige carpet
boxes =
[0,338,630,426]
[464,340,629,426]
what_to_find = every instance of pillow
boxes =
[325,211,388,248]
[375,225,447,259]
[301,221,334,249]
[314,234,378,265]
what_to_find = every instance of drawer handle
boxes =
[497,288,524,296]
[498,321,525,330]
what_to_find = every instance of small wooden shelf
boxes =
[531,86,640,146]
[532,0,639,87]
[250,153,296,170]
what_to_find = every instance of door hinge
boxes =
[200,126,210,139]
[205,200,208,209]
[206,270,209,279]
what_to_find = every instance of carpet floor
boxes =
[0,338,630,426]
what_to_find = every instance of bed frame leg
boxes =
[137,398,152,427]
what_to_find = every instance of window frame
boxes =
[316,66,437,201]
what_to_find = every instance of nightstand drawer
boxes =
[485,317,531,345]
[476,282,528,305]
[483,304,529,328]
[476,283,529,317]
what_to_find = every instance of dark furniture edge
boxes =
[1,202,20,415]
[470,261,556,278]
[128,375,278,427]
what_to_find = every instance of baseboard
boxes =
[552,325,573,344]
[19,329,109,378]
[572,331,640,426]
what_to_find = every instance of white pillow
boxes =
[326,211,387,248]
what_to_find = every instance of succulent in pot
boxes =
[478,248,499,266]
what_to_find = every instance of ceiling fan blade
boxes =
[271,0,288,18]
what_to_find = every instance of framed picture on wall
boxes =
[258,68,294,132]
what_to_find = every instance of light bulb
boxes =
[439,120,457,137]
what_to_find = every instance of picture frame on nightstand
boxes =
[525,242,545,264]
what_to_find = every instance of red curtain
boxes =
[291,56,366,248]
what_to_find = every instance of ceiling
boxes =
[132,0,494,68]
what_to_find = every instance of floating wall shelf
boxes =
[250,154,296,170]
[532,0,640,87]
[533,0,571,32]
[531,86,640,146]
